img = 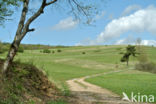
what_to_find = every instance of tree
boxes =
[120,45,137,66]
[136,37,142,53]
[136,37,142,46]
[0,0,20,26]
[135,38,148,63]
[2,0,99,74]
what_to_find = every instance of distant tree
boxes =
[43,49,51,53]
[137,45,148,63]
[82,52,86,54]
[136,37,142,46]
[3,0,100,74]
[121,45,137,66]
[135,37,148,63]
[136,37,142,53]
[57,49,61,53]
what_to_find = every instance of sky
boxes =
[0,0,156,46]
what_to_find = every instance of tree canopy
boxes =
[121,45,137,66]
[0,0,21,26]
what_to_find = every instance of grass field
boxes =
[14,45,129,87]
[86,70,156,102]
[0,45,156,103]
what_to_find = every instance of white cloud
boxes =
[121,5,141,16]
[141,40,156,46]
[115,36,136,45]
[86,5,156,45]
[115,39,156,46]
[52,17,79,30]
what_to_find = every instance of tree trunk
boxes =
[3,41,19,74]
[2,0,57,74]
[127,60,129,66]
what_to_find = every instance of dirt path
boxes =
[67,70,132,104]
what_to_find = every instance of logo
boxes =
[122,92,155,103]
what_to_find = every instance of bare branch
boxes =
[46,0,57,6]
[20,0,58,40]
[20,0,47,39]
[67,0,94,24]
[72,0,88,16]
[28,28,35,32]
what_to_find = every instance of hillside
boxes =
[0,45,156,103]
[0,59,68,104]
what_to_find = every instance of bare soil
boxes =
[67,70,134,104]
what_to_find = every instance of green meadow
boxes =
[1,45,156,102]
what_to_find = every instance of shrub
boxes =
[82,52,86,54]
[52,51,55,53]
[43,49,51,53]
[57,49,61,53]
[135,62,156,73]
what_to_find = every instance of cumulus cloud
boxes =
[52,17,79,30]
[80,5,156,45]
[141,40,156,46]
[115,38,156,46]
[115,36,136,45]
[121,4,141,16]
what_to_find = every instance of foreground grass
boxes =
[86,70,156,102]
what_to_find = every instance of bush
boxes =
[43,49,51,53]
[57,49,61,53]
[135,62,156,73]
[82,52,86,54]
[52,51,55,53]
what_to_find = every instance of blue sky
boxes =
[0,0,156,46]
